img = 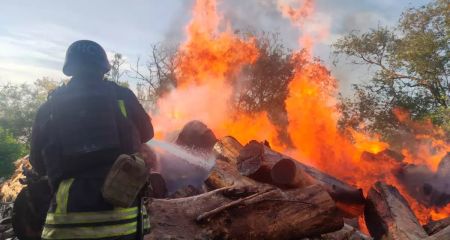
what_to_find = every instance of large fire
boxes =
[152,0,450,224]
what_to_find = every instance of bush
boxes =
[0,127,25,177]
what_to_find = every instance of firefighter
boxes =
[29,40,154,240]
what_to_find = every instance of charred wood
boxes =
[437,152,450,178]
[168,185,205,198]
[364,181,428,240]
[175,120,217,151]
[319,224,373,240]
[425,225,450,240]
[424,216,450,235]
[360,149,404,163]
[394,163,450,208]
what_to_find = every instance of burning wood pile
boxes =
[0,123,448,240]
[143,122,450,240]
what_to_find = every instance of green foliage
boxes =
[0,127,25,177]
[236,32,295,115]
[334,0,449,139]
[0,78,60,145]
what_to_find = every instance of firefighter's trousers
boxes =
[41,178,150,240]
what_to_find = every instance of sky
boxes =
[0,0,430,94]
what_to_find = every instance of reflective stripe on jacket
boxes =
[42,178,150,240]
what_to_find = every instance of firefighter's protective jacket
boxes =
[29,77,153,239]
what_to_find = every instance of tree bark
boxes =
[205,159,259,189]
[394,163,450,208]
[424,217,450,235]
[236,141,365,217]
[319,224,373,240]
[145,184,343,240]
[437,152,450,178]
[213,136,243,165]
[236,141,315,189]
[425,225,450,240]
[364,181,428,240]
[211,139,364,217]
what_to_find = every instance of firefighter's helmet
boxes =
[62,40,111,76]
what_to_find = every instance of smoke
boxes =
[152,83,232,137]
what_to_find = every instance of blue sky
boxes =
[0,0,430,92]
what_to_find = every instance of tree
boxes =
[334,0,449,139]
[0,127,25,177]
[233,32,306,145]
[0,78,60,145]
[131,43,178,109]
[106,53,129,88]
[235,32,295,115]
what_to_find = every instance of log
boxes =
[425,225,450,240]
[437,153,450,177]
[319,224,373,240]
[175,120,217,151]
[236,141,314,188]
[360,149,404,163]
[145,184,344,240]
[208,136,255,189]
[213,136,243,164]
[205,159,258,189]
[394,163,450,207]
[237,141,365,217]
[364,181,428,240]
[424,216,450,235]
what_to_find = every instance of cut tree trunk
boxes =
[364,181,428,240]
[205,159,258,189]
[145,184,343,240]
[424,216,450,235]
[236,140,314,188]
[236,141,365,217]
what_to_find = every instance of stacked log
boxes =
[145,135,346,239]
[213,136,242,164]
[235,140,365,217]
[364,181,430,240]
[236,140,315,188]
[2,122,448,240]
[146,184,343,240]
